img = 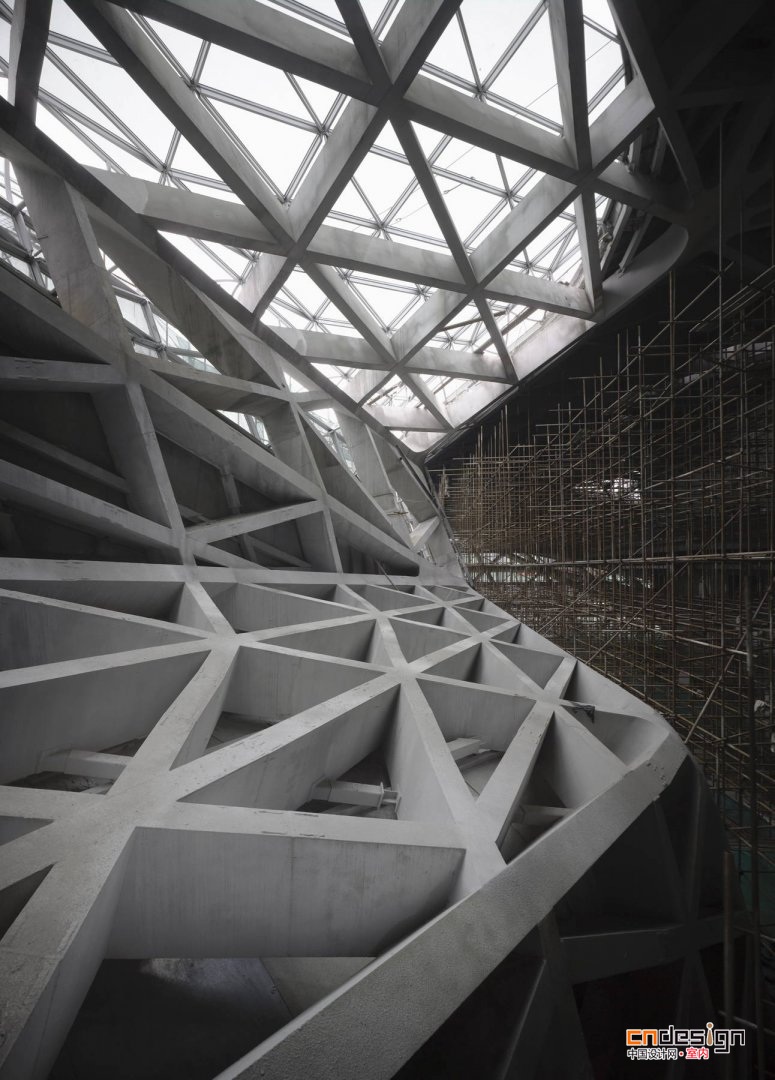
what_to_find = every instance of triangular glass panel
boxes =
[344,271,421,333]
[294,76,341,127]
[488,10,563,127]
[433,138,507,192]
[34,109,109,172]
[439,183,505,249]
[328,180,377,227]
[584,21,624,105]
[349,150,416,225]
[423,14,475,85]
[145,18,204,76]
[202,47,311,122]
[211,101,320,197]
[168,135,225,183]
[463,1,541,86]
[46,38,176,160]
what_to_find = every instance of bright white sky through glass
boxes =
[0,0,627,451]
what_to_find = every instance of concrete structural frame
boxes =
[0,1,749,1078]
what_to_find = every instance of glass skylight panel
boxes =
[263,0,346,36]
[49,1,102,50]
[34,109,105,170]
[433,141,505,193]
[144,19,202,77]
[327,183,373,228]
[349,278,421,332]
[584,21,623,104]
[52,41,175,162]
[464,198,511,248]
[424,15,475,87]
[526,215,575,265]
[293,77,340,127]
[350,151,415,224]
[116,295,147,334]
[582,0,618,35]
[463,0,541,82]
[389,189,448,248]
[488,9,563,128]
[0,0,643,448]
[410,122,447,159]
[440,183,504,242]
[160,232,239,287]
[211,100,319,197]
[203,47,307,121]
[588,70,626,122]
[313,364,352,385]
[283,267,329,316]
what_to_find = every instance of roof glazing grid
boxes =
[0,0,632,451]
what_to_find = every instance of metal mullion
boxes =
[547,229,576,274]
[496,155,514,205]
[196,94,284,200]
[530,219,576,268]
[196,84,319,135]
[350,177,382,228]
[273,290,317,324]
[268,0,348,38]
[327,210,375,229]
[133,14,194,81]
[481,1,545,90]
[286,133,324,201]
[420,63,477,95]
[47,31,118,65]
[347,275,421,296]
[322,93,348,134]
[189,237,242,282]
[167,169,233,193]
[588,65,626,114]
[463,195,508,249]
[383,224,449,250]
[583,16,620,44]
[373,0,401,39]
[341,274,389,330]
[38,90,158,167]
[45,49,165,169]
[390,294,424,330]
[286,72,323,128]
[482,88,563,134]
[455,10,481,89]
[39,99,126,173]
[431,165,507,199]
